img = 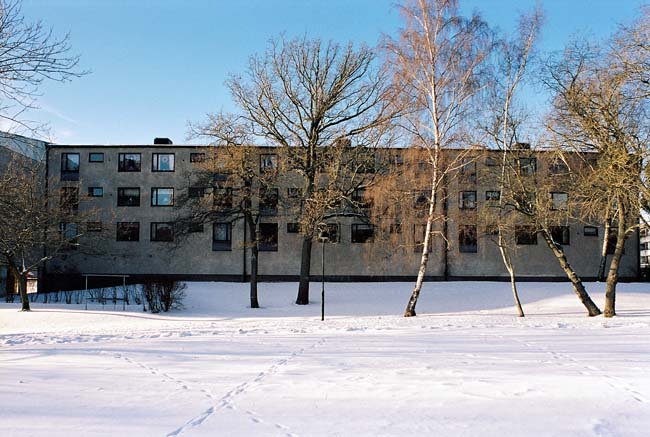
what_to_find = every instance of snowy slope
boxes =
[1,281,649,436]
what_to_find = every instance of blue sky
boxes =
[20,0,647,145]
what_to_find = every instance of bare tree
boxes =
[180,114,279,309]
[544,33,648,317]
[387,0,494,317]
[0,156,99,311]
[0,0,84,134]
[480,7,544,317]
[223,36,395,305]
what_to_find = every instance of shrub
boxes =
[141,280,186,313]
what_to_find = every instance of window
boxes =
[152,153,175,172]
[212,223,232,251]
[59,187,79,211]
[518,157,537,176]
[606,229,624,255]
[287,222,300,233]
[549,160,569,175]
[459,191,477,210]
[89,152,104,163]
[287,187,302,198]
[550,226,570,245]
[118,153,141,172]
[150,222,174,242]
[485,190,500,201]
[352,187,372,208]
[117,187,140,206]
[59,222,79,249]
[413,224,431,253]
[391,153,404,166]
[319,223,339,243]
[260,153,278,173]
[213,187,233,210]
[190,152,205,163]
[151,188,174,206]
[116,222,139,241]
[459,225,478,253]
[584,226,598,237]
[189,187,206,198]
[460,158,476,183]
[259,223,278,251]
[485,156,499,167]
[61,153,80,181]
[260,187,279,216]
[351,224,375,243]
[86,221,102,232]
[414,191,429,209]
[516,226,538,245]
[189,222,204,233]
[88,187,103,197]
[551,192,568,210]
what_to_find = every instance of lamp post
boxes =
[318,226,329,321]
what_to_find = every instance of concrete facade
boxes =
[43,143,640,289]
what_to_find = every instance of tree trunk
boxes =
[597,217,610,281]
[247,217,260,309]
[404,164,439,317]
[540,231,601,316]
[296,236,313,305]
[604,210,628,318]
[498,239,524,317]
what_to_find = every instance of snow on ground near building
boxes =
[1,281,650,436]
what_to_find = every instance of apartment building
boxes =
[43,139,640,289]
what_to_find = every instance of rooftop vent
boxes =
[154,137,173,145]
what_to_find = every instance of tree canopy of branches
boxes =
[213,35,395,305]
[179,117,279,308]
[544,9,650,317]
[0,0,84,133]
[387,0,494,317]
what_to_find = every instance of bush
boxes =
[141,280,186,313]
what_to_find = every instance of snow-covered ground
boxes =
[1,281,650,437]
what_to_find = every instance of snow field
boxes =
[1,281,650,436]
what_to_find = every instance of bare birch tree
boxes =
[481,7,544,317]
[387,0,494,317]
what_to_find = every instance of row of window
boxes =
[458,191,568,210]
[60,151,281,180]
[59,186,175,208]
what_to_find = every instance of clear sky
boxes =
[19,0,648,145]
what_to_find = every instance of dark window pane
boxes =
[59,187,79,211]
[117,187,140,206]
[260,187,278,216]
[584,226,598,237]
[190,153,205,163]
[117,222,139,241]
[351,224,375,243]
[516,226,538,245]
[259,223,278,251]
[61,153,80,180]
[118,153,141,172]
[150,222,174,242]
[550,226,570,245]
[459,225,478,253]
[212,222,232,251]
[287,222,300,233]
